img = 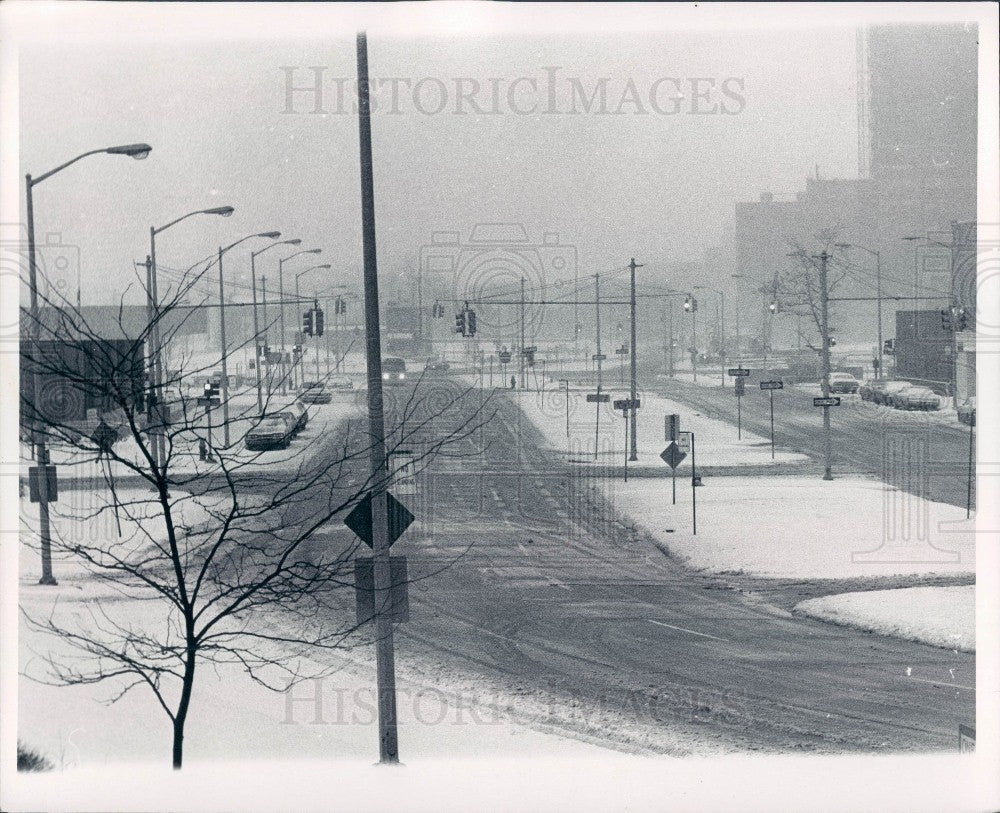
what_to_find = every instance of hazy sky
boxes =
[18,24,858,305]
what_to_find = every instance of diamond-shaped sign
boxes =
[660,442,686,470]
[344,492,414,549]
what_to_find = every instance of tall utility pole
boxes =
[262,276,269,403]
[519,277,527,389]
[217,246,231,446]
[667,299,674,376]
[250,253,264,412]
[594,273,603,460]
[356,30,399,765]
[816,249,834,480]
[628,257,642,461]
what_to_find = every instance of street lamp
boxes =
[835,242,884,379]
[149,205,235,468]
[25,142,153,585]
[216,231,281,444]
[250,239,301,411]
[277,248,322,393]
[695,284,726,386]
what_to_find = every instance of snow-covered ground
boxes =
[599,475,975,579]
[795,585,975,653]
[494,383,807,470]
[18,491,608,768]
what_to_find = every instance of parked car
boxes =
[299,382,332,404]
[328,375,353,390]
[859,379,878,401]
[272,401,309,433]
[958,396,976,425]
[888,385,941,411]
[245,416,294,450]
[828,372,860,394]
[869,380,913,405]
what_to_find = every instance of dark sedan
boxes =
[245,415,294,450]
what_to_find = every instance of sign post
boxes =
[689,432,697,535]
[760,380,783,459]
[613,398,639,482]
[666,414,680,502]
[559,379,571,438]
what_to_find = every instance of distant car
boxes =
[958,396,976,425]
[425,360,450,372]
[889,385,941,411]
[245,416,293,450]
[382,357,407,385]
[328,375,353,390]
[870,380,913,405]
[298,383,332,405]
[828,372,860,394]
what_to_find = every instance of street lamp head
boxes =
[260,231,281,239]
[106,143,152,160]
[207,206,235,217]
[902,235,922,242]
[315,264,332,270]
[306,248,322,255]
[282,239,302,246]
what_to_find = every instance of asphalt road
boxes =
[289,374,974,755]
[638,373,976,510]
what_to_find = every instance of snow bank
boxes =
[600,475,974,579]
[479,382,807,470]
[795,586,975,652]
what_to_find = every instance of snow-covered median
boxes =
[795,586,975,652]
[498,384,807,470]
[600,475,974,579]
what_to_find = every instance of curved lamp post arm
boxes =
[30,143,152,187]
[154,205,234,237]
[252,238,301,260]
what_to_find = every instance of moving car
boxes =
[869,380,913,405]
[328,375,353,390]
[888,385,940,411]
[958,396,976,425]
[828,372,860,394]
[298,382,332,405]
[382,357,407,385]
[245,415,294,450]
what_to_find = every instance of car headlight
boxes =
[383,373,389,379]
[398,373,405,380]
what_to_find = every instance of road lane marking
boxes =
[906,675,975,692]
[647,619,729,642]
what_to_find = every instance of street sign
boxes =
[734,378,745,396]
[613,398,640,411]
[591,353,607,361]
[665,413,680,441]
[760,380,784,390]
[677,433,691,454]
[660,442,686,470]
[728,368,751,377]
[28,465,58,503]
[354,556,410,624]
[498,350,512,364]
[586,393,610,403]
[196,396,221,408]
[344,492,415,549]
[389,450,417,497]
[813,396,841,407]
[615,347,629,355]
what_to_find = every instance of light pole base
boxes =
[823,472,834,481]
[38,576,58,586]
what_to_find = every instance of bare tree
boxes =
[20,259,493,768]
[775,232,849,354]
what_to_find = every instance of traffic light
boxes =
[467,309,477,336]
[956,308,969,332]
[314,307,324,336]
[829,336,837,347]
[525,348,536,367]
[303,309,314,336]
[940,308,953,331]
[335,297,346,315]
[883,339,895,355]
[768,301,778,314]
[455,311,466,336]
[683,296,692,312]
[204,380,220,399]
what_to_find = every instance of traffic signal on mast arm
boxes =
[683,295,692,312]
[769,301,778,314]
[455,310,467,336]
[303,309,314,336]
[467,308,477,336]
[314,305,324,336]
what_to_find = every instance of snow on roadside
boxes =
[795,585,975,652]
[462,379,807,470]
[599,475,974,579]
